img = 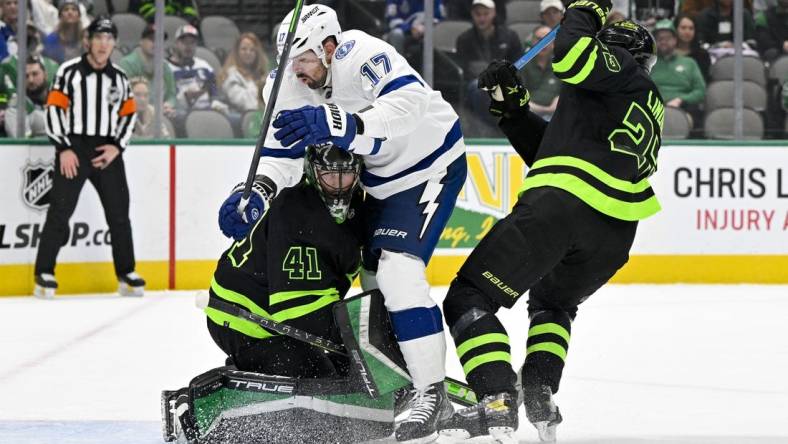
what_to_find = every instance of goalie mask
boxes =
[277,4,342,67]
[305,144,362,223]
[597,20,657,73]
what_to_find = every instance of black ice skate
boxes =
[523,385,562,442]
[438,392,518,443]
[118,272,145,297]
[395,381,453,443]
[34,273,57,299]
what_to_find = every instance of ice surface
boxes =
[1,285,787,444]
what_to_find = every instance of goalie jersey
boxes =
[258,29,464,200]
[206,183,364,342]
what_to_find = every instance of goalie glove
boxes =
[478,59,531,118]
[217,175,276,240]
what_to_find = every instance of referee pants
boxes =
[35,137,136,277]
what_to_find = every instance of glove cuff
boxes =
[231,174,277,203]
[567,0,610,27]
[322,103,353,138]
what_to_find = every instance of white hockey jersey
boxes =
[259,29,464,199]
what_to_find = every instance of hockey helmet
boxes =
[87,15,118,39]
[277,4,342,66]
[305,144,362,223]
[597,20,656,73]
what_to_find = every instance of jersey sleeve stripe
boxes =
[378,74,423,97]
[561,46,599,84]
[553,36,593,73]
[261,146,304,159]
[360,119,461,187]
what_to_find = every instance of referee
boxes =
[35,16,144,298]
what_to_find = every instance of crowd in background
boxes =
[0,0,786,139]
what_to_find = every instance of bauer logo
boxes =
[374,228,408,239]
[21,160,54,211]
[335,40,355,60]
[482,271,520,298]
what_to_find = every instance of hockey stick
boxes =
[514,24,560,70]
[236,0,306,216]
[200,295,478,407]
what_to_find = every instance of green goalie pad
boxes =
[169,366,396,444]
[333,289,412,398]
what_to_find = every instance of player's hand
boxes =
[59,149,79,179]
[92,144,120,169]
[478,60,531,117]
[272,104,357,151]
[217,183,267,240]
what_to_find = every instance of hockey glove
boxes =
[272,104,357,151]
[478,60,531,118]
[217,177,272,240]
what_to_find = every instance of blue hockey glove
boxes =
[217,178,271,240]
[272,104,357,151]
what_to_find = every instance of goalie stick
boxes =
[236,0,306,216]
[514,24,560,70]
[201,295,478,407]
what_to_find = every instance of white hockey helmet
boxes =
[276,4,342,65]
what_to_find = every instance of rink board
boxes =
[0,140,786,295]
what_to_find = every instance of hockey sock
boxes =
[453,311,517,398]
[521,310,572,394]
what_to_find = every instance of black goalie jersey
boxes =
[206,182,364,343]
[502,3,665,221]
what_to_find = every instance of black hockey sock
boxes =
[454,312,517,399]
[521,310,572,394]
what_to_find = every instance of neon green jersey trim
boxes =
[528,323,571,343]
[456,333,510,359]
[462,351,512,375]
[269,288,340,305]
[526,342,567,361]
[553,36,593,73]
[529,156,653,194]
[563,46,599,84]
[520,173,661,221]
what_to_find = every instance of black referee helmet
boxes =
[87,15,118,39]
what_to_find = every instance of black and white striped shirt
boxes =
[46,54,137,151]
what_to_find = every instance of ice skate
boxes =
[438,392,518,443]
[523,385,562,442]
[118,272,145,297]
[395,381,453,443]
[33,273,57,299]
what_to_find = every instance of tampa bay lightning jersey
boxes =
[259,29,464,200]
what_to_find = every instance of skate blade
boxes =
[489,426,517,444]
[397,431,438,444]
[33,285,55,299]
[437,428,470,441]
[119,283,144,297]
[533,421,557,442]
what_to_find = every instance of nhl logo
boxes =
[21,160,54,211]
[108,86,121,105]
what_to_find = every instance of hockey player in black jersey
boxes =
[438,1,663,442]
[206,144,364,378]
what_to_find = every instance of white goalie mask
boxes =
[277,4,342,67]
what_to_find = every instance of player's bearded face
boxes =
[292,51,328,89]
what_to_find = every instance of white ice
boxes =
[1,285,787,444]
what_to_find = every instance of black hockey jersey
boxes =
[502,5,664,221]
[206,182,364,340]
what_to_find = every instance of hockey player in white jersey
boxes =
[216,5,467,443]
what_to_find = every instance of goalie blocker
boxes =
[162,290,412,444]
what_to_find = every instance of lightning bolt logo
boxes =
[418,181,443,239]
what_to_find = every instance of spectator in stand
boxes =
[444,0,508,23]
[42,0,82,63]
[0,0,19,60]
[540,0,564,29]
[755,0,788,62]
[386,0,444,62]
[131,0,199,23]
[167,24,227,134]
[5,55,49,137]
[674,13,711,80]
[457,0,522,131]
[119,23,176,119]
[651,19,706,133]
[521,25,560,119]
[242,78,266,138]
[217,32,269,115]
[681,0,754,17]
[130,77,171,139]
[696,0,756,49]
[0,19,58,93]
